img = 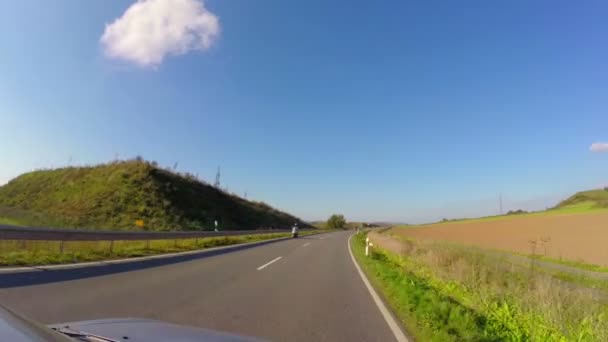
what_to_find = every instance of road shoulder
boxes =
[347,233,410,342]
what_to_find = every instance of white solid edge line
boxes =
[256,256,282,271]
[347,234,409,342]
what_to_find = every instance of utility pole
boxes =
[214,166,221,188]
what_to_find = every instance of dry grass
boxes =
[391,237,608,340]
[392,210,608,267]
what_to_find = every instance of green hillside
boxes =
[0,160,305,230]
[554,189,608,211]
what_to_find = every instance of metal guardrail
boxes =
[0,224,293,242]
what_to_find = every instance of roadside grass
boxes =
[352,233,608,341]
[490,255,608,293]
[0,216,25,226]
[528,254,608,274]
[352,234,491,341]
[550,271,608,292]
[388,233,608,293]
[0,231,325,267]
[390,229,608,276]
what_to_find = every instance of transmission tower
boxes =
[214,166,221,188]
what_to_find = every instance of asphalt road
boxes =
[0,231,398,342]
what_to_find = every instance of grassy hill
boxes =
[425,189,608,226]
[0,160,305,231]
[554,189,608,211]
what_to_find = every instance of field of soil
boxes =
[392,211,608,266]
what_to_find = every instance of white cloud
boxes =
[100,0,220,67]
[590,142,608,153]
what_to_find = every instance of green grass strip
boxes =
[350,233,602,342]
[352,233,496,341]
[0,230,326,267]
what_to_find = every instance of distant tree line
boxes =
[327,214,346,229]
[506,209,528,215]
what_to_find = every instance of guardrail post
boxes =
[59,240,65,254]
[109,240,114,254]
[174,239,178,248]
[146,240,150,250]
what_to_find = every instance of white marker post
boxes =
[365,237,370,256]
[214,220,218,232]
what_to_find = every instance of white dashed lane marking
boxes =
[256,257,282,271]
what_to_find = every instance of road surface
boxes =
[0,231,398,341]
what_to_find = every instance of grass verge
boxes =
[351,233,608,341]
[0,230,325,267]
[389,234,608,296]
[389,226,608,277]
[0,216,24,226]
[528,254,608,274]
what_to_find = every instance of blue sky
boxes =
[1,0,608,223]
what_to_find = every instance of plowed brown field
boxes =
[392,211,608,266]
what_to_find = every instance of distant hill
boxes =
[554,189,608,210]
[310,220,390,229]
[0,160,306,231]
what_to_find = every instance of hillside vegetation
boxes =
[0,160,305,230]
[555,189,608,210]
[419,189,608,227]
